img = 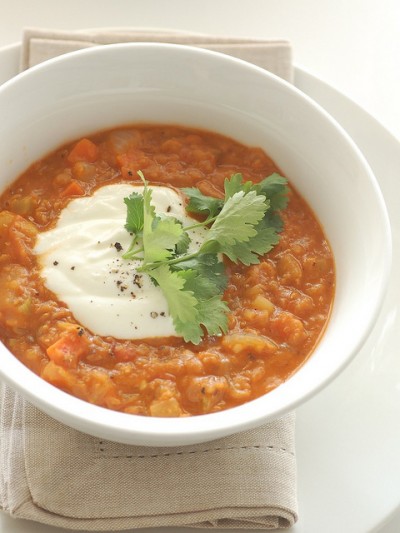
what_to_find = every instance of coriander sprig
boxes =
[122,171,288,344]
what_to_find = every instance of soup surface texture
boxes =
[0,125,334,417]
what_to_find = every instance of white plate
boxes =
[0,44,399,533]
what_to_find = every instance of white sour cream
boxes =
[34,183,208,339]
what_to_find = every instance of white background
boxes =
[0,0,399,142]
[0,1,399,532]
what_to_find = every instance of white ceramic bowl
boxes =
[0,43,391,446]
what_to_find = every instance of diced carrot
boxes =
[67,138,99,164]
[46,328,88,369]
[60,181,85,197]
[116,149,150,179]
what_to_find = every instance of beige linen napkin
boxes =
[20,27,293,82]
[0,384,296,530]
[0,28,297,531]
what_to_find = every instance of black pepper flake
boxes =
[150,311,158,319]
[76,327,84,337]
[114,242,123,252]
[71,266,75,270]
[160,311,166,317]
[53,261,59,266]
[127,170,133,177]
[133,274,143,288]
[166,205,172,213]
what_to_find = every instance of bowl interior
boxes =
[0,43,391,445]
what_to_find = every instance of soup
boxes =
[0,125,334,417]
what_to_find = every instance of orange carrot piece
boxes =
[47,329,88,369]
[67,138,99,164]
[60,181,85,197]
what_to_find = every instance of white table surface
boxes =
[0,1,399,532]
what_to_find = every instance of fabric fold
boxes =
[0,384,297,530]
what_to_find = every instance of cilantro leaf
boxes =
[173,294,229,344]
[143,215,183,263]
[172,318,204,345]
[148,264,228,344]
[222,221,280,265]
[201,190,267,248]
[149,265,198,326]
[123,171,289,344]
[256,173,289,211]
[172,254,227,292]
[224,173,254,199]
[124,192,144,233]
[141,183,183,264]
[181,187,223,218]
[175,268,221,300]
[196,296,229,337]
[170,259,229,341]
[175,228,191,255]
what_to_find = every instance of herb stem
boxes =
[122,242,144,260]
[184,215,218,231]
[142,250,201,271]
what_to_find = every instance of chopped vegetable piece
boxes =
[46,328,88,368]
[67,138,99,164]
[60,181,85,197]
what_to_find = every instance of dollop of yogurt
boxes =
[34,183,208,339]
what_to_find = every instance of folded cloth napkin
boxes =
[20,27,293,82]
[0,384,297,530]
[0,28,297,531]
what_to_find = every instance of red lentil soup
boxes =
[0,125,334,417]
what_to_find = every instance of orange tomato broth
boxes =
[0,125,335,417]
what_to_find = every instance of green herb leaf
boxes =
[181,187,223,218]
[173,294,229,344]
[172,253,227,292]
[201,190,267,248]
[141,183,183,264]
[123,171,288,344]
[175,267,221,300]
[195,296,229,337]
[124,192,144,234]
[175,228,191,255]
[143,215,183,264]
[221,221,280,265]
[148,264,228,344]
[223,173,254,199]
[256,173,289,211]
